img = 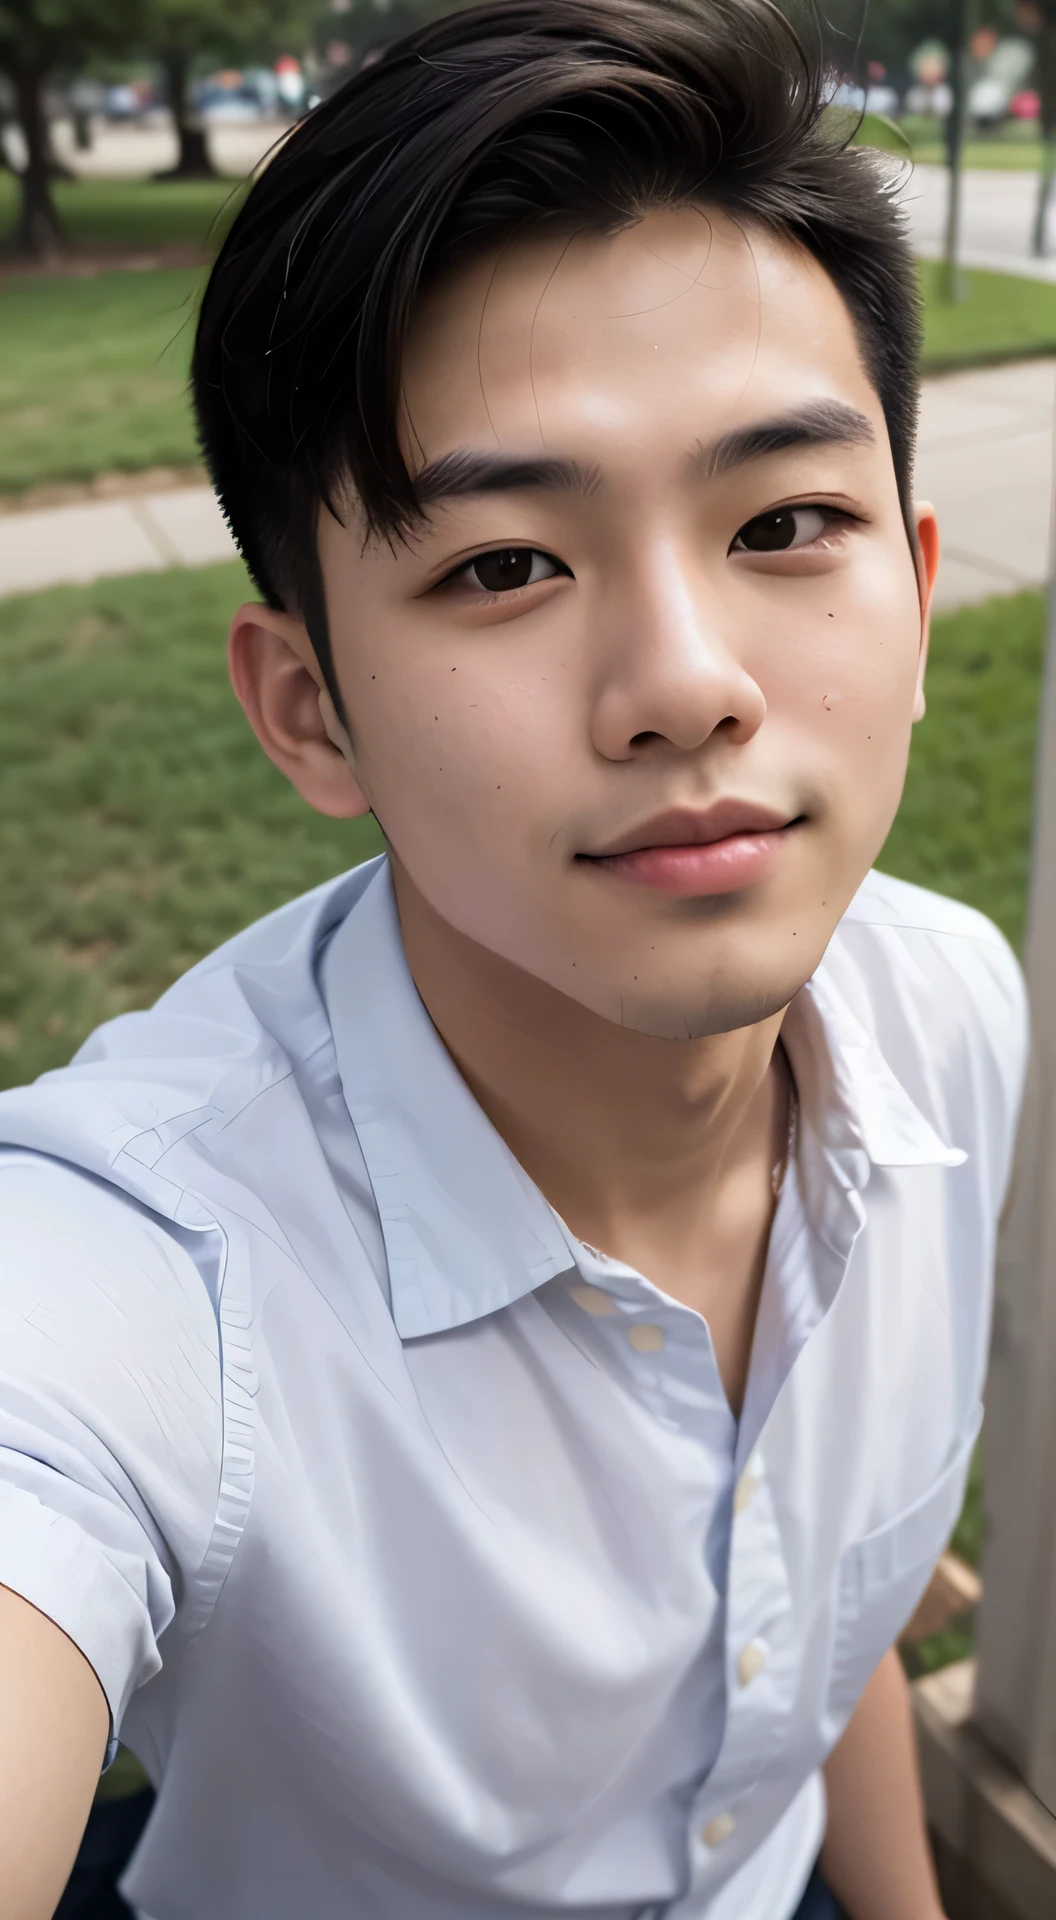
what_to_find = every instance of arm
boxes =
[0,1158,225,1917]
[819,1646,945,1920]
[0,1583,110,1920]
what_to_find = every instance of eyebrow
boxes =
[411,399,875,510]
[692,400,876,480]
[413,449,602,507]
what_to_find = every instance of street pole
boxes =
[973,372,1056,1812]
[942,0,972,303]
[1033,4,1056,259]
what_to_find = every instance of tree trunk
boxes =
[1035,18,1056,259]
[156,48,217,181]
[6,62,65,258]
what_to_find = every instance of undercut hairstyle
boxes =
[192,0,921,710]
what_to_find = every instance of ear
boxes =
[911,501,939,725]
[228,603,373,820]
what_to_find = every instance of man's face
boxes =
[314,207,933,1039]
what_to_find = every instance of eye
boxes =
[731,506,831,554]
[457,547,565,594]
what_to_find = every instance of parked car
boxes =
[104,84,146,122]
[829,81,901,116]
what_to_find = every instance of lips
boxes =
[580,800,798,862]
[576,801,802,898]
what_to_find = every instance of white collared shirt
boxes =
[0,858,1026,1920]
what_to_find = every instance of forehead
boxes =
[400,206,880,467]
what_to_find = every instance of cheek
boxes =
[346,655,575,890]
[758,564,922,798]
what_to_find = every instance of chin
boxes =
[589,966,813,1041]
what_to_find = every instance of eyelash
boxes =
[440,502,860,597]
[728,502,859,556]
[441,549,569,599]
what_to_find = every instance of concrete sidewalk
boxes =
[902,163,1056,285]
[0,485,237,598]
[1,359,1052,612]
[915,357,1054,606]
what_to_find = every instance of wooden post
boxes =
[971,379,1056,1813]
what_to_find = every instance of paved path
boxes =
[0,485,237,598]
[1,360,1051,612]
[37,117,1056,285]
[916,357,1054,607]
[901,163,1056,284]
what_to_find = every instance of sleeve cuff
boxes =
[0,1479,168,1760]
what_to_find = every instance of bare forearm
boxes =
[820,1647,944,1920]
[0,1583,109,1920]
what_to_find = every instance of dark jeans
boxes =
[54,1788,155,1920]
[58,1792,846,1920]
[791,1863,851,1920]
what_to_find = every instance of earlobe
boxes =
[911,502,939,724]
[227,601,373,821]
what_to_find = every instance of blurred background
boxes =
[1,0,1056,1886]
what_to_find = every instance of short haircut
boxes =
[192,0,920,708]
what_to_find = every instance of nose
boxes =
[589,545,767,762]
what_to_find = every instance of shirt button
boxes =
[628,1323,664,1353]
[737,1641,767,1687]
[701,1813,736,1847]
[733,1458,762,1514]
[570,1284,616,1316]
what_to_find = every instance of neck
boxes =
[391,862,791,1282]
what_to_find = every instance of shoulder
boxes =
[0,1151,224,1517]
[0,1152,227,1730]
[828,869,1029,1181]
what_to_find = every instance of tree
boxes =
[1016,0,1056,253]
[142,0,320,179]
[813,0,1021,89]
[322,0,467,68]
[0,0,145,256]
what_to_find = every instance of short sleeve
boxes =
[0,1153,224,1759]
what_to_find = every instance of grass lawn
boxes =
[0,174,244,256]
[3,248,1056,498]
[0,267,204,492]
[0,564,1041,1084]
[908,140,1047,170]
[0,567,1042,1082]
[920,257,1056,369]
[0,565,1045,1673]
[0,562,383,1092]
[856,113,1047,171]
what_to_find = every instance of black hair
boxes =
[192,0,920,710]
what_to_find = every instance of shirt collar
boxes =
[787,964,967,1173]
[322,858,964,1341]
[321,860,574,1340]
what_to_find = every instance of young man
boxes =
[0,3,1027,1917]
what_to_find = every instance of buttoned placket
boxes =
[318,861,972,1915]
[554,1119,871,1905]
[682,1164,869,1902]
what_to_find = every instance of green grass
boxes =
[0,569,1041,1090]
[0,174,245,255]
[0,267,204,492]
[881,588,1044,953]
[4,254,1056,499]
[0,568,1045,1677]
[920,258,1056,370]
[857,113,1047,171]
[909,141,1046,170]
[0,564,384,1090]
